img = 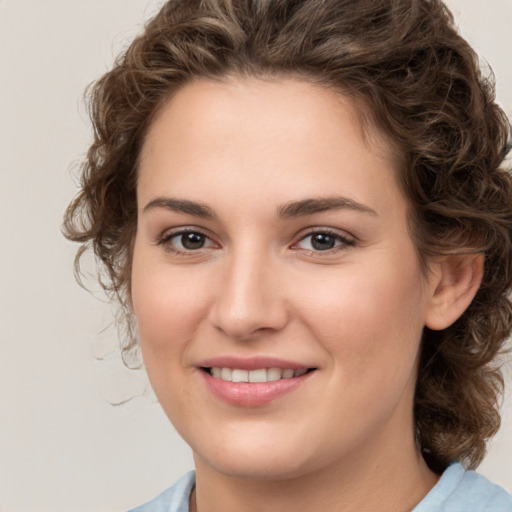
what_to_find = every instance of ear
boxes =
[425,254,484,331]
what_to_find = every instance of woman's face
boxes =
[132,77,438,480]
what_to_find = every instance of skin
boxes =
[131,77,481,512]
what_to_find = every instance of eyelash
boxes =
[157,228,355,256]
[158,229,216,255]
[292,229,355,255]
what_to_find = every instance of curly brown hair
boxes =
[63,0,512,472]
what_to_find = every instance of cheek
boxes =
[131,254,209,358]
[296,255,427,371]
[130,261,208,412]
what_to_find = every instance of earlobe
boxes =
[425,253,484,331]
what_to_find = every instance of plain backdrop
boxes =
[0,1,511,511]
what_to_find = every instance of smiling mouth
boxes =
[202,367,316,383]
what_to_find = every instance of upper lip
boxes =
[196,356,315,371]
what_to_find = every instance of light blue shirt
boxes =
[414,463,512,511]
[129,471,195,512]
[128,463,512,511]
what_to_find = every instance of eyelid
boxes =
[155,225,355,256]
[157,226,219,253]
[291,227,356,253]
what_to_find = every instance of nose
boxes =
[208,249,289,341]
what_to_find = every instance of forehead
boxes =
[137,77,404,219]
[140,75,397,168]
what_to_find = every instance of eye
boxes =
[294,230,354,253]
[160,229,217,253]
[175,232,207,250]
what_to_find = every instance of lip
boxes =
[197,356,312,371]
[196,356,316,407]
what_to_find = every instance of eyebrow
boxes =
[142,195,377,219]
[142,197,217,218]
[277,196,378,218]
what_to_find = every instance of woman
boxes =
[63,0,512,510]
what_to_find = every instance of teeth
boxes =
[220,368,232,381]
[232,369,249,382]
[249,368,267,383]
[209,367,309,383]
[267,368,282,381]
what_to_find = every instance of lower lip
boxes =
[200,370,314,407]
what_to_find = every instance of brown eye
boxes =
[161,230,216,253]
[180,232,206,250]
[310,233,337,251]
[294,230,355,253]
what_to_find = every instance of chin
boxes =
[204,453,313,482]
[191,431,323,482]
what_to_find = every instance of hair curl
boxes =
[63,0,512,471]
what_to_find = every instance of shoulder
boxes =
[414,463,512,512]
[127,471,196,512]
